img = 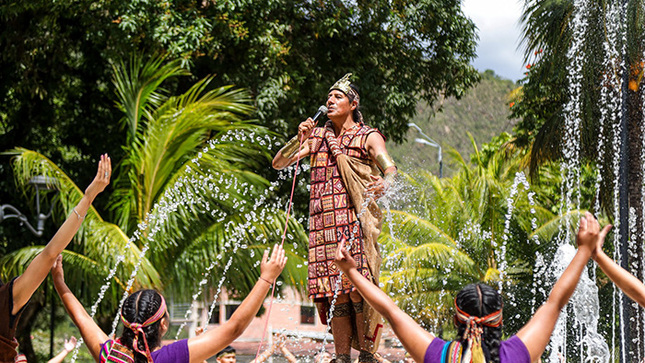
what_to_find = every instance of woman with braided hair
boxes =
[448,284,504,363]
[335,212,611,362]
[51,244,287,363]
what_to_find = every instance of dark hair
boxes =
[347,84,362,124]
[216,345,236,358]
[454,283,502,363]
[120,290,166,363]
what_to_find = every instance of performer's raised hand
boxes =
[63,336,77,353]
[260,244,288,282]
[51,254,66,284]
[576,212,611,255]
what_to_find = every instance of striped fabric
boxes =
[99,340,134,363]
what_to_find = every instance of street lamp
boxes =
[0,176,59,237]
[408,123,443,177]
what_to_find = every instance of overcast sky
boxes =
[462,0,525,82]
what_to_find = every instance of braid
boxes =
[347,84,363,124]
[482,325,502,363]
[120,290,164,363]
[455,283,503,363]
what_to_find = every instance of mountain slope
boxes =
[387,70,519,176]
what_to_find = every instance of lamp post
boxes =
[0,176,58,237]
[408,123,443,177]
[1,175,59,359]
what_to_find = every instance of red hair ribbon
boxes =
[121,295,167,363]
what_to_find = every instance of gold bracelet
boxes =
[375,153,397,173]
[280,135,301,159]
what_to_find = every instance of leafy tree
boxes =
[0,0,480,261]
[514,1,645,358]
[0,0,480,166]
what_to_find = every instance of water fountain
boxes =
[67,130,308,362]
[58,0,645,360]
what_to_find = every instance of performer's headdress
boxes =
[330,73,360,103]
[329,73,363,123]
[330,73,353,94]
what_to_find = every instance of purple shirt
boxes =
[100,339,189,363]
[424,335,530,363]
[151,339,189,363]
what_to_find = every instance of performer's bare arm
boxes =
[272,118,315,170]
[365,132,396,197]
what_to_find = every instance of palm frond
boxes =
[5,148,103,223]
[529,209,584,242]
[112,54,190,137]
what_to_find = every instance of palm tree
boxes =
[516,1,645,359]
[378,136,568,335]
[1,54,307,358]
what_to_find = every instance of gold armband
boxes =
[375,153,397,174]
[280,135,301,159]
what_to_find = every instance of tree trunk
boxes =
[626,81,644,363]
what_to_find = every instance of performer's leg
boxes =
[330,294,352,363]
[349,290,366,347]
[350,291,376,363]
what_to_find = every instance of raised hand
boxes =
[575,212,611,255]
[63,336,77,352]
[260,244,288,282]
[334,241,357,273]
[84,153,111,198]
[51,254,65,283]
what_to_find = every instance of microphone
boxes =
[312,105,328,122]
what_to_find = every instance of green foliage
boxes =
[379,140,574,333]
[1,56,308,324]
[0,0,479,160]
[512,0,645,193]
[0,0,480,268]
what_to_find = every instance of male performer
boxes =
[273,74,396,363]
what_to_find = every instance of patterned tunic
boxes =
[307,121,382,300]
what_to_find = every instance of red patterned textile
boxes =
[307,121,383,300]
